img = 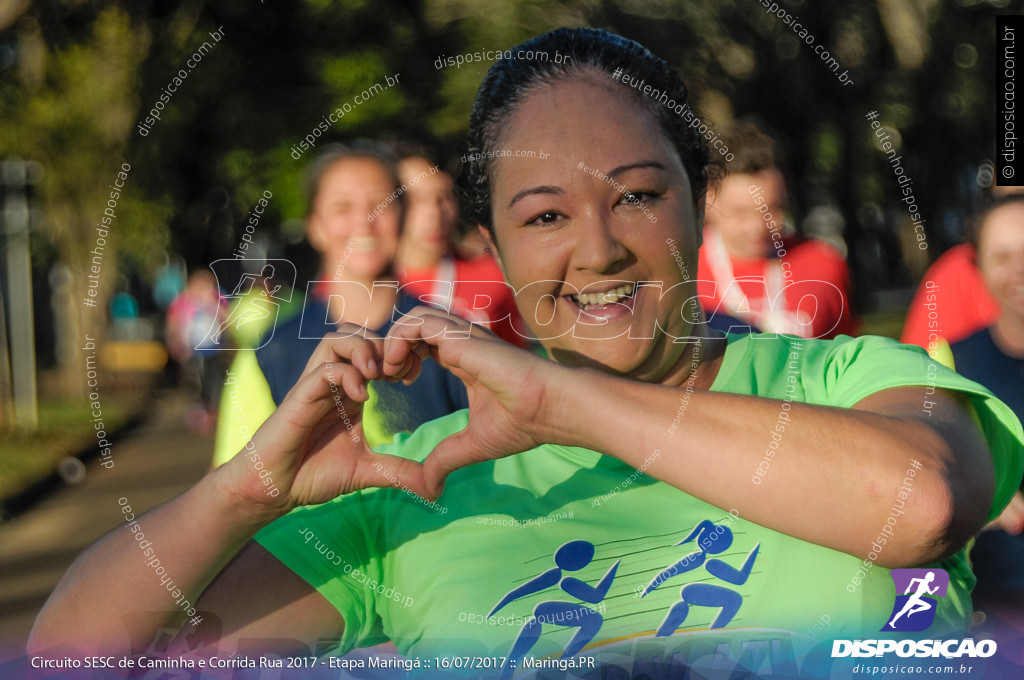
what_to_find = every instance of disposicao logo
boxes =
[831,569,997,659]
[881,568,948,632]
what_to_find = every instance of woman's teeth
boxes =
[573,283,636,309]
[349,236,378,251]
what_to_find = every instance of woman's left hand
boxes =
[381,306,566,497]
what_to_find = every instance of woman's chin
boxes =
[343,259,391,283]
[549,339,651,376]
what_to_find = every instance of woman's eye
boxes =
[527,211,561,226]
[621,191,655,206]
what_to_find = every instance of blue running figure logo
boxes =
[490,540,617,677]
[881,569,949,632]
[642,519,760,634]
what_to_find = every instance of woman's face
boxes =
[978,202,1024,323]
[485,72,705,381]
[307,157,401,281]
[399,157,457,260]
[705,169,786,260]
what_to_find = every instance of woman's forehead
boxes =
[319,158,394,192]
[500,72,651,140]
[494,84,680,181]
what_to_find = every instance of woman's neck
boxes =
[397,242,448,271]
[657,324,728,391]
[323,275,399,332]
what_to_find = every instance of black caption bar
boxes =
[998,16,1024,186]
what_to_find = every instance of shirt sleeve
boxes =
[253,493,388,655]
[818,335,1024,522]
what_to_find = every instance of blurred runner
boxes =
[698,121,855,338]
[395,154,530,347]
[945,196,1024,606]
[211,142,467,468]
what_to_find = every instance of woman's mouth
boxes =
[570,282,636,310]
[566,282,638,320]
[348,236,379,252]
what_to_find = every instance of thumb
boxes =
[423,430,483,499]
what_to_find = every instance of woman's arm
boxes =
[544,373,992,567]
[382,310,994,568]
[30,329,421,655]
[28,470,319,654]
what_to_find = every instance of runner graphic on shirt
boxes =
[642,519,760,634]
[490,539,618,676]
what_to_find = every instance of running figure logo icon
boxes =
[201,259,295,350]
[881,569,949,632]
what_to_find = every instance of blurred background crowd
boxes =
[1,0,1023,635]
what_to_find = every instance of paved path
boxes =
[0,391,213,655]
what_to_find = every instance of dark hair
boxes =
[304,140,403,216]
[969,192,1024,250]
[720,120,781,176]
[460,27,717,236]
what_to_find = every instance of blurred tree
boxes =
[0,5,168,398]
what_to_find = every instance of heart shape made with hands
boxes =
[375,309,554,499]
[254,308,552,511]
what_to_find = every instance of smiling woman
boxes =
[29,27,1024,678]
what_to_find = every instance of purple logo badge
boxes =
[881,568,949,632]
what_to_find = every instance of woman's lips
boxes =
[563,282,639,324]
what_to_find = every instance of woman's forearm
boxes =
[29,465,286,655]
[545,369,991,566]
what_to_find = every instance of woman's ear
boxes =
[479,225,504,271]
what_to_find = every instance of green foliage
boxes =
[1,0,1017,342]
[320,52,406,129]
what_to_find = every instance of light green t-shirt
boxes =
[254,334,1024,670]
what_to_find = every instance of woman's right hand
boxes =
[217,325,431,516]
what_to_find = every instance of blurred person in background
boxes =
[211,142,467,468]
[944,195,1024,607]
[395,154,530,348]
[698,121,855,338]
[165,269,229,430]
[900,244,998,350]
[899,180,1024,349]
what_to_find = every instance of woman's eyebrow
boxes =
[509,185,563,208]
[606,160,666,178]
[507,161,667,209]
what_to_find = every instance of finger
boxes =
[301,327,384,381]
[298,363,370,455]
[329,360,370,403]
[380,334,431,382]
[266,362,359,456]
[381,334,414,378]
[356,453,433,500]
[422,430,482,499]
[388,309,471,345]
[383,313,469,379]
